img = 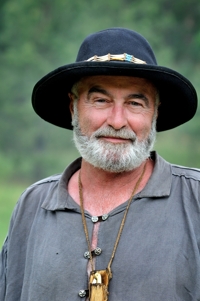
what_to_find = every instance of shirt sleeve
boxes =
[0,236,8,300]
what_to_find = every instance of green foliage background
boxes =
[0,0,200,245]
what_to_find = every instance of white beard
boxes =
[72,106,157,173]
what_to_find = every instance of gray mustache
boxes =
[93,126,137,142]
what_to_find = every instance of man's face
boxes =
[70,75,158,172]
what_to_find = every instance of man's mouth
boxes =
[98,136,133,144]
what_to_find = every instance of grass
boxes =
[0,182,28,247]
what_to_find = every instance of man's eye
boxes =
[96,98,106,103]
[93,98,110,105]
[130,101,142,106]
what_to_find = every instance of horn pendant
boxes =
[89,269,112,301]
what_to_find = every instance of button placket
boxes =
[84,247,102,259]
[91,214,109,223]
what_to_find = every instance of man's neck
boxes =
[68,158,154,216]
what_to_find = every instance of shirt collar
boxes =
[138,151,172,198]
[41,151,172,211]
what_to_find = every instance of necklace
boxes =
[78,162,147,301]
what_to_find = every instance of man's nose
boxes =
[107,105,128,130]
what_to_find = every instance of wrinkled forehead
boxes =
[71,75,159,105]
[72,75,158,93]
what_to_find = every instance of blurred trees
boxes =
[0,0,200,182]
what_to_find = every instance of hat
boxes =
[32,27,198,132]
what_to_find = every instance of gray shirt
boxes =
[1,151,200,301]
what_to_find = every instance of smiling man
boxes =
[0,28,199,301]
[70,76,158,173]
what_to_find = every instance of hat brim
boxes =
[32,61,198,132]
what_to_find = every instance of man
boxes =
[0,28,199,301]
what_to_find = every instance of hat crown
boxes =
[76,28,157,65]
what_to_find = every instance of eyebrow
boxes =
[87,86,111,98]
[87,86,150,107]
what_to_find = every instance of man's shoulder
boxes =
[171,163,200,181]
[18,173,62,204]
[22,173,61,193]
[29,173,62,188]
[154,152,200,183]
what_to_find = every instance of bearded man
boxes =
[0,28,199,301]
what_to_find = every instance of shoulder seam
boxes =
[171,165,200,182]
[29,174,61,188]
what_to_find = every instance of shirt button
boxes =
[84,251,90,259]
[78,290,86,298]
[94,247,102,256]
[91,216,98,223]
[102,214,109,221]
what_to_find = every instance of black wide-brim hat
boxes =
[32,27,198,132]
